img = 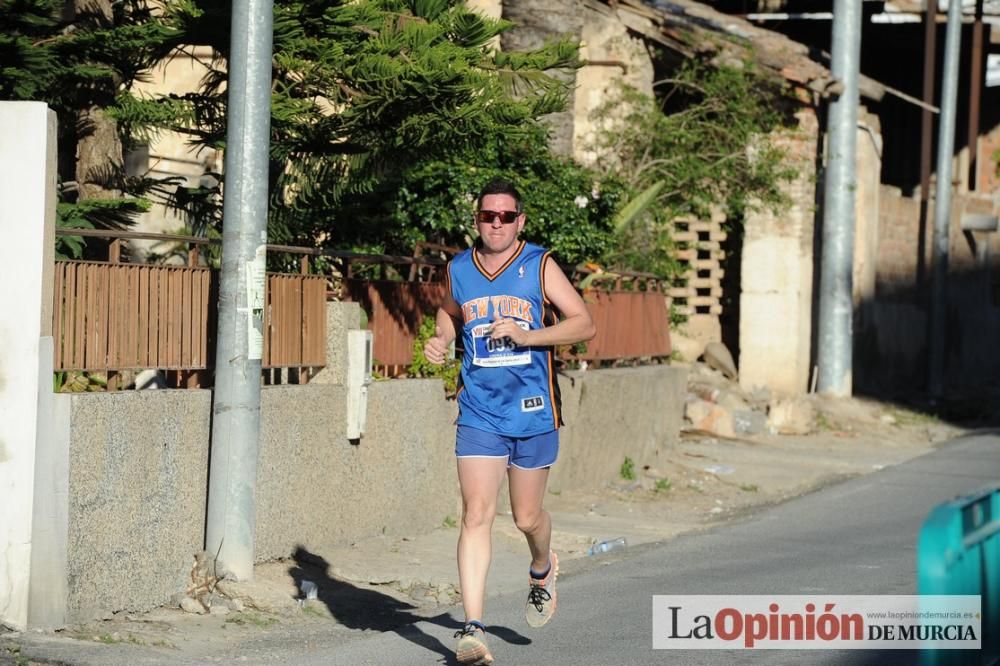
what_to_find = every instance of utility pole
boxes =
[817,0,862,397]
[927,0,964,398]
[205,0,274,580]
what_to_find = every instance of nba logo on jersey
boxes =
[518,265,525,278]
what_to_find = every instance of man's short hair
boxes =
[477,178,523,213]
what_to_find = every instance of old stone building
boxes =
[137,0,1000,397]
[703,0,1000,394]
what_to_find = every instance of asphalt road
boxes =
[304,431,999,666]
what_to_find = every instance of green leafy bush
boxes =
[337,129,628,268]
[1,0,176,259]
[55,371,108,392]
[408,315,461,395]
[55,199,151,260]
[123,0,582,254]
[589,59,795,280]
[590,60,794,222]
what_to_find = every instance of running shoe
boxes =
[525,550,559,628]
[454,623,493,665]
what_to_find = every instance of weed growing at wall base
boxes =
[620,456,637,481]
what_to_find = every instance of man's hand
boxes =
[423,325,450,365]
[488,315,530,347]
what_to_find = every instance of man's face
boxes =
[476,193,525,254]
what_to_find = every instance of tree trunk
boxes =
[76,106,124,200]
[74,0,124,200]
[501,0,583,158]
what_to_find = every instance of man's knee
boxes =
[462,503,496,530]
[513,509,544,535]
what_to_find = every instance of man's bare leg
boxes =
[457,456,508,623]
[508,466,552,573]
[509,465,559,628]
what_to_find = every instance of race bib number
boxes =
[471,322,531,367]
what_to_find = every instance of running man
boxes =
[423,178,596,665]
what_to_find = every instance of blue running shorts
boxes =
[455,425,559,470]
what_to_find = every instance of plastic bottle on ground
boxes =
[587,537,628,556]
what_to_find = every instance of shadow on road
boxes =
[287,546,530,664]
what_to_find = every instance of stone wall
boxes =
[873,187,925,299]
[129,46,221,250]
[875,189,1000,295]
[739,106,820,396]
[572,3,655,166]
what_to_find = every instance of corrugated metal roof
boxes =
[587,0,888,101]
[890,0,1000,15]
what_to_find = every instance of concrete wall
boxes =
[853,109,882,310]
[0,103,69,631]
[254,380,459,561]
[65,390,211,622]
[739,107,819,396]
[61,364,686,620]
[739,104,887,397]
[466,0,500,19]
[550,365,687,493]
[310,302,362,387]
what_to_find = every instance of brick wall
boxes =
[858,186,1000,393]
[875,187,1000,298]
[874,186,925,302]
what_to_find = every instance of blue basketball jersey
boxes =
[447,240,562,437]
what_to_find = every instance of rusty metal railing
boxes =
[572,290,672,360]
[342,280,447,370]
[53,229,674,384]
[54,229,327,387]
[53,261,213,372]
[335,262,672,375]
[264,273,327,369]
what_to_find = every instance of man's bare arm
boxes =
[489,257,595,347]
[424,291,463,365]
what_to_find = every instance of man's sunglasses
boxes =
[475,210,520,225]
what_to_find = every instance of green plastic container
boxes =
[917,484,999,666]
